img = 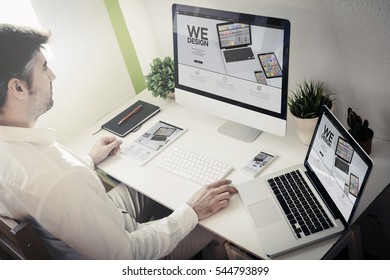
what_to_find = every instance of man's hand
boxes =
[187,179,237,221]
[88,136,122,166]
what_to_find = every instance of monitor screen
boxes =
[172,4,291,141]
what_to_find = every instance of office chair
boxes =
[322,182,390,259]
[0,216,50,260]
[321,223,364,259]
[0,174,116,260]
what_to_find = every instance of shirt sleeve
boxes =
[35,166,198,259]
[81,154,95,169]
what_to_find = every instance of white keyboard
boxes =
[156,147,232,185]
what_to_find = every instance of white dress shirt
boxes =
[0,126,198,259]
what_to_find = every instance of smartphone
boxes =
[254,71,267,85]
[241,151,276,177]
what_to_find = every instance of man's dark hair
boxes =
[0,24,50,109]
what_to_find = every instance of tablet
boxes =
[119,121,186,166]
[258,52,283,78]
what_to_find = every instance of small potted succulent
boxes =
[145,56,175,99]
[288,80,334,145]
[347,107,374,154]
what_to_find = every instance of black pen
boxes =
[118,104,142,125]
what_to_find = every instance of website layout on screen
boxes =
[307,115,369,221]
[176,10,285,114]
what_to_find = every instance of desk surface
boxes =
[66,90,390,259]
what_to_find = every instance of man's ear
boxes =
[7,78,28,100]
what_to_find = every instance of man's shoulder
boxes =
[0,141,91,194]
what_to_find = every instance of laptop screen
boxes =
[305,107,372,224]
[217,22,251,49]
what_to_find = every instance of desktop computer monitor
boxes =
[172,4,291,142]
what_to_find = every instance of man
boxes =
[0,24,237,259]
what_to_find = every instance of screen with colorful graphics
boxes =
[173,4,291,139]
[307,107,372,222]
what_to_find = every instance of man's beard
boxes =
[28,86,54,121]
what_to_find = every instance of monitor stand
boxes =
[217,121,262,143]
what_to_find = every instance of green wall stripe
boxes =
[104,0,146,94]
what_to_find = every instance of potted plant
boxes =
[145,56,175,99]
[347,107,374,155]
[288,80,334,145]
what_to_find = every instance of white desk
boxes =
[66,89,390,259]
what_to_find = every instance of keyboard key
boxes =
[276,194,291,215]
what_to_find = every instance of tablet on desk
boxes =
[119,120,186,166]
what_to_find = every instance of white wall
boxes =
[119,0,162,76]
[31,0,136,143]
[137,0,390,141]
[4,0,388,142]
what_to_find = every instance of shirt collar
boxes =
[0,126,57,146]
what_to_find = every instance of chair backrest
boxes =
[322,182,390,259]
[0,216,50,260]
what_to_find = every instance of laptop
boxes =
[238,106,373,257]
[216,22,257,74]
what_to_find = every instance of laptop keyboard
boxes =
[267,170,334,239]
[223,47,255,63]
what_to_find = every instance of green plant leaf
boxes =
[288,80,333,118]
[145,56,175,98]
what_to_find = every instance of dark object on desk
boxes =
[347,107,374,155]
[118,104,143,125]
[102,100,160,137]
[0,216,50,259]
[322,182,390,259]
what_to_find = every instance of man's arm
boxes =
[36,167,197,259]
[88,136,122,166]
[187,179,237,220]
[36,137,236,259]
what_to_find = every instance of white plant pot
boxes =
[292,116,318,145]
[167,92,175,99]
[291,103,335,145]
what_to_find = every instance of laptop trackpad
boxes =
[248,199,282,228]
